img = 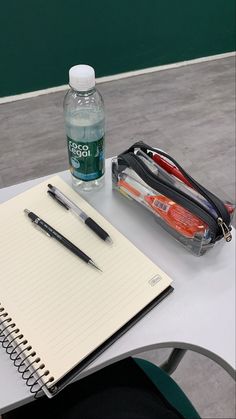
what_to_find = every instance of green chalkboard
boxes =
[0,0,235,96]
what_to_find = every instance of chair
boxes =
[3,353,200,419]
[134,356,200,418]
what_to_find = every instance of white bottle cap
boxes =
[69,64,95,91]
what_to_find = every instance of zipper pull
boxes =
[217,218,232,242]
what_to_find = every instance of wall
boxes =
[0,0,235,97]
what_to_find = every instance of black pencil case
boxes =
[112,141,235,256]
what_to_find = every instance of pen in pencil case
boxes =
[150,153,235,217]
[151,153,193,187]
[135,149,176,185]
[47,184,112,244]
[24,209,102,271]
[116,174,209,239]
[135,149,220,216]
[121,152,218,221]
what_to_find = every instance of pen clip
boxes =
[47,190,69,210]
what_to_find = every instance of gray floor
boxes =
[0,57,235,418]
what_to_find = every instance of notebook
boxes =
[0,175,173,398]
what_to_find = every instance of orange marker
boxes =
[117,177,209,238]
[144,195,208,238]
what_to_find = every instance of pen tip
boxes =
[89,260,103,272]
[105,236,113,245]
[48,184,53,190]
[24,209,30,214]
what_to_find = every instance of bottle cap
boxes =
[69,65,95,91]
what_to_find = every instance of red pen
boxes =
[152,153,235,217]
[152,153,193,188]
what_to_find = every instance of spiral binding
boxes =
[0,303,55,398]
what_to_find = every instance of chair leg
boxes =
[160,348,187,375]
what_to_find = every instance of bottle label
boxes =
[67,137,105,181]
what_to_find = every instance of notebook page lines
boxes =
[0,175,172,385]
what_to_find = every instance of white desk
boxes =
[0,160,235,414]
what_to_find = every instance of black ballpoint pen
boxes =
[47,184,113,244]
[24,209,102,272]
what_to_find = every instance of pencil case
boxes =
[112,141,235,256]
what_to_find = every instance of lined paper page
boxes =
[0,176,172,387]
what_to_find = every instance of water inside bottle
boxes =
[66,109,105,191]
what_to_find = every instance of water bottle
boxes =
[63,65,105,191]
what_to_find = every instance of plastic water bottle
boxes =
[63,65,105,191]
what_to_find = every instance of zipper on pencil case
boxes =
[124,142,231,222]
[118,151,232,243]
